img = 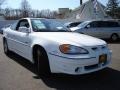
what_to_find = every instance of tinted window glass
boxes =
[89,21,98,27]
[16,19,29,30]
[77,21,90,28]
[98,21,108,27]
[97,21,120,27]
[108,22,120,27]
[19,21,29,28]
[69,22,81,28]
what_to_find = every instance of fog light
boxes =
[75,67,82,73]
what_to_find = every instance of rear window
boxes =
[108,21,120,27]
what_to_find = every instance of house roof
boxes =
[64,0,111,21]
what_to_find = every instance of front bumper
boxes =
[48,51,112,75]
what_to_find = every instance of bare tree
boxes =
[4,7,13,19]
[3,0,58,20]
[40,9,58,18]
[0,0,6,14]
[20,0,31,17]
[4,8,10,16]
[52,11,58,19]
[0,0,5,6]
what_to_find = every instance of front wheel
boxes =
[3,39,10,55]
[33,47,51,76]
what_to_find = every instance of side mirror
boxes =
[19,27,30,33]
[67,25,70,28]
[85,25,90,29]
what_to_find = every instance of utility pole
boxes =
[80,0,83,5]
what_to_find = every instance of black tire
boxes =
[33,46,51,77]
[111,34,119,41]
[3,39,10,55]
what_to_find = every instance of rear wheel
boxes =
[3,39,10,55]
[33,46,51,76]
[111,34,119,41]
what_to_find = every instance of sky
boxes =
[2,0,108,10]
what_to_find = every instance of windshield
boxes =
[77,21,91,28]
[31,19,70,32]
[65,22,82,28]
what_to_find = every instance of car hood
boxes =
[32,32,106,46]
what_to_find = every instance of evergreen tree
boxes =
[106,0,119,18]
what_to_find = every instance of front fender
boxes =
[31,38,60,55]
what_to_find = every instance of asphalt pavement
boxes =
[0,34,120,90]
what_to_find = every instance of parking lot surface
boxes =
[0,34,120,90]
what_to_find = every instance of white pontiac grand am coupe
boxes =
[3,18,112,75]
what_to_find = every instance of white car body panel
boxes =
[3,18,112,75]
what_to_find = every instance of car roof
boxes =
[84,20,119,23]
[19,18,49,21]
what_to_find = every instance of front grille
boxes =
[91,45,106,51]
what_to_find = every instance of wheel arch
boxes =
[32,44,49,63]
[111,33,119,38]
[111,33,119,37]
[110,33,119,41]
[111,33,118,35]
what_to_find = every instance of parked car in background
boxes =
[117,20,120,25]
[3,18,112,76]
[71,20,120,41]
[65,21,82,29]
[0,24,11,34]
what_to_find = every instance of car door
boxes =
[6,21,19,51]
[14,19,32,59]
[95,21,119,39]
[95,21,110,39]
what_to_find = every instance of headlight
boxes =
[59,44,89,54]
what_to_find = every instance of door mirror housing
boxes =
[19,27,30,33]
[85,25,90,29]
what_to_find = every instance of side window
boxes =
[98,21,108,27]
[118,22,120,27]
[89,21,98,28]
[97,21,120,28]
[16,19,30,30]
[108,22,120,27]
